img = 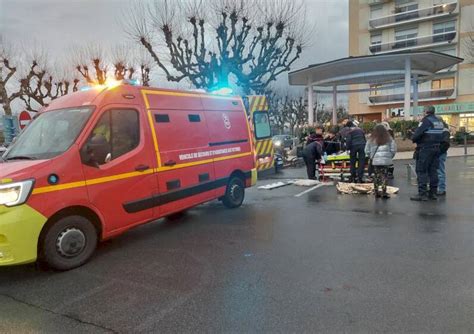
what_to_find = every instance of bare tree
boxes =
[19,58,79,112]
[316,106,348,126]
[268,92,308,136]
[73,44,110,85]
[72,44,154,86]
[0,35,22,116]
[125,0,310,93]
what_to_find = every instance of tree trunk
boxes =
[0,87,12,116]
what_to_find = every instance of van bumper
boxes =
[0,204,47,266]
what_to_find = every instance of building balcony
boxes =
[369,1,458,30]
[368,88,455,105]
[369,31,457,54]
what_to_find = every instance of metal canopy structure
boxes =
[288,51,464,124]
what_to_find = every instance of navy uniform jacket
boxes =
[411,114,444,148]
[303,141,323,160]
[346,127,366,149]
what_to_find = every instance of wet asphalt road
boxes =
[1,156,474,333]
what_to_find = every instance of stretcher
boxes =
[317,152,369,182]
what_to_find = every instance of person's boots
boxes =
[428,190,438,200]
[410,193,428,201]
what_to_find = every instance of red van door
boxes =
[80,107,157,233]
[150,109,216,216]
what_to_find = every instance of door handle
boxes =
[164,160,176,167]
[135,164,150,172]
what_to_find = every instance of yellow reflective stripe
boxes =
[85,169,154,186]
[214,152,252,162]
[141,89,240,101]
[31,152,252,195]
[141,90,162,168]
[32,181,87,195]
[240,96,256,159]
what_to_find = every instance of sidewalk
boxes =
[394,146,474,160]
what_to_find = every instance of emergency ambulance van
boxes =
[0,83,257,270]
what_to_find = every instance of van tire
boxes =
[40,215,98,271]
[222,177,245,209]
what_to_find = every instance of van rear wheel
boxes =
[222,177,245,209]
[40,215,98,271]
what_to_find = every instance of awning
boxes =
[288,51,464,87]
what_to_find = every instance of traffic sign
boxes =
[18,111,32,130]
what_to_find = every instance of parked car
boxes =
[272,135,294,149]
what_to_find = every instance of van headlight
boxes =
[0,179,34,207]
[274,141,282,147]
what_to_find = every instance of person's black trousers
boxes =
[303,156,317,180]
[415,146,440,196]
[350,145,366,181]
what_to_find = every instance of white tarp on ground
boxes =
[336,182,399,195]
[293,179,320,187]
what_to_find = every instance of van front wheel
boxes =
[222,177,245,209]
[40,215,98,271]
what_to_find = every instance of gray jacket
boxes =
[365,138,397,166]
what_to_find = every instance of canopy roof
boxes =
[288,51,463,87]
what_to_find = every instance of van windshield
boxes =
[3,107,93,160]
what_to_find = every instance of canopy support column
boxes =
[332,85,337,126]
[404,57,412,120]
[307,78,314,126]
[314,92,318,124]
[413,74,419,117]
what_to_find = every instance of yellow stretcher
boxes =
[318,153,369,181]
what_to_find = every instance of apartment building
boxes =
[349,0,474,130]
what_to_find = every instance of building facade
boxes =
[349,0,474,130]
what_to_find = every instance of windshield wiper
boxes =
[5,156,37,161]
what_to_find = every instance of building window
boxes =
[433,20,456,40]
[431,78,454,90]
[370,33,382,52]
[370,84,382,96]
[394,27,418,49]
[394,0,418,22]
[370,4,383,18]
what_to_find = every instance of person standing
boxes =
[346,121,367,183]
[410,105,445,201]
[365,124,397,199]
[302,140,323,180]
[437,121,450,196]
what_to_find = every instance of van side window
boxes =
[253,112,271,139]
[84,109,139,166]
[188,114,201,122]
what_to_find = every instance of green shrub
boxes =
[360,122,376,134]
[454,131,474,145]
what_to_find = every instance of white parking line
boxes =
[294,183,326,197]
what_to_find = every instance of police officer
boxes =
[410,105,444,201]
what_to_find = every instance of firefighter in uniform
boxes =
[410,105,444,201]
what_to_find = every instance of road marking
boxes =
[294,183,326,197]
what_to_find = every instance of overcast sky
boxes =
[0,0,348,105]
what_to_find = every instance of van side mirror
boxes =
[81,134,111,167]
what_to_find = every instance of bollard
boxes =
[465,132,468,156]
